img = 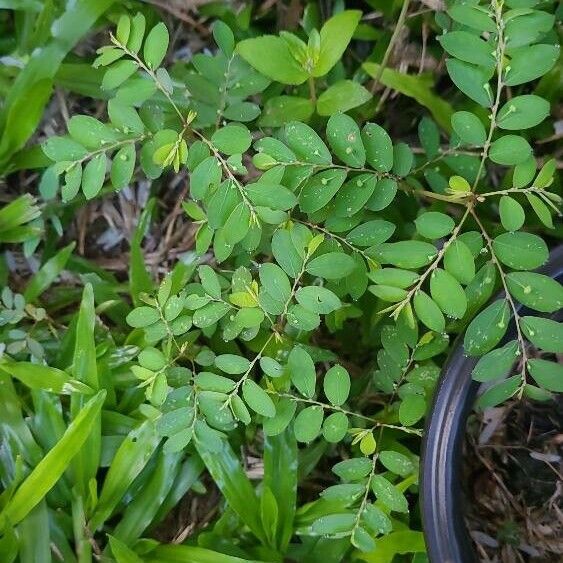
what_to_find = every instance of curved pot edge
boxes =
[420,244,563,563]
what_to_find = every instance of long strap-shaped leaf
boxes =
[0,0,115,173]
[195,437,267,545]
[147,544,267,563]
[0,390,106,530]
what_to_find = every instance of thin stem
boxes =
[385,205,472,318]
[111,34,185,123]
[470,208,529,396]
[370,0,411,94]
[471,0,506,191]
[271,392,422,436]
[225,333,275,403]
[294,219,376,266]
[308,76,317,104]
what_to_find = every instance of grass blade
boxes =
[264,428,298,551]
[89,421,160,531]
[23,242,75,302]
[195,437,266,545]
[0,390,106,530]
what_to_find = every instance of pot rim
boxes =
[420,244,563,563]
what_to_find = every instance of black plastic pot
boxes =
[420,245,563,563]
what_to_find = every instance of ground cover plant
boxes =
[0,0,561,561]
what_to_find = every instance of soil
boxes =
[463,392,563,562]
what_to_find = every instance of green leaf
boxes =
[326,113,365,168]
[259,262,292,303]
[413,291,445,333]
[513,156,536,188]
[445,59,493,107]
[263,399,296,436]
[371,475,409,513]
[352,526,376,553]
[504,44,559,86]
[0,391,106,530]
[443,240,475,285]
[0,361,92,395]
[215,354,251,375]
[520,317,563,353]
[190,156,221,200]
[414,212,454,239]
[448,4,496,32]
[102,60,139,90]
[439,31,495,69]
[193,302,230,327]
[323,365,350,406]
[418,116,440,158]
[476,375,520,409]
[263,430,297,551]
[367,178,398,211]
[430,268,467,319]
[224,102,261,123]
[314,10,362,77]
[472,340,519,382]
[528,359,563,392]
[506,272,563,313]
[211,125,251,156]
[373,241,437,269]
[362,504,392,535]
[497,95,550,130]
[237,36,308,85]
[283,122,331,164]
[334,173,377,217]
[499,196,525,231]
[108,535,144,563]
[213,21,235,57]
[260,357,284,378]
[294,406,323,443]
[288,347,316,398]
[368,268,419,289]
[379,451,414,477]
[363,63,454,130]
[492,232,548,270]
[526,193,553,229]
[295,286,341,314]
[489,135,532,165]
[223,203,251,245]
[127,306,159,328]
[199,264,222,298]
[82,153,107,199]
[346,220,395,247]
[312,513,356,535]
[110,143,136,189]
[392,143,413,176]
[306,252,355,279]
[299,169,347,214]
[259,96,314,127]
[272,229,304,278]
[195,435,265,544]
[362,123,393,172]
[398,394,426,427]
[24,242,74,302]
[451,111,487,146]
[90,421,159,530]
[68,115,119,149]
[127,13,146,53]
[143,22,169,69]
[242,380,275,417]
[246,182,297,211]
[317,80,371,116]
[322,412,349,443]
[0,0,114,172]
[333,457,372,480]
[464,299,510,356]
